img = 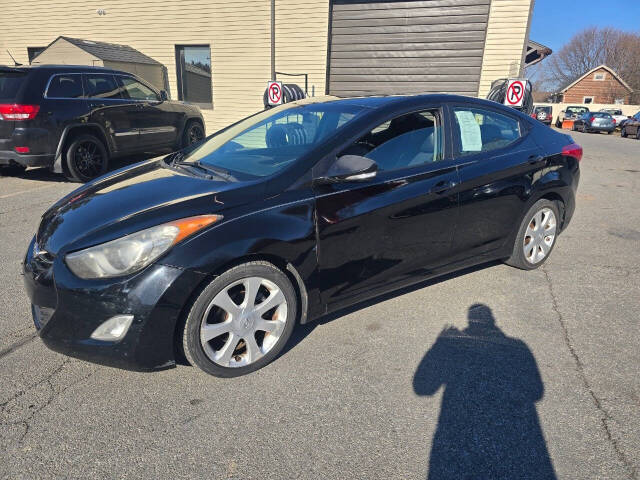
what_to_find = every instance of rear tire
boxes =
[182,261,297,377]
[607,130,613,135]
[621,128,627,138]
[64,134,108,182]
[506,199,560,271]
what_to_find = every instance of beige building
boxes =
[0,0,536,133]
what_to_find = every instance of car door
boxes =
[83,73,139,153]
[116,75,179,149]
[314,107,460,308]
[448,103,544,262]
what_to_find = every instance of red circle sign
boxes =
[268,83,282,104]
[506,81,524,105]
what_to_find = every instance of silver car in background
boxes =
[573,112,615,134]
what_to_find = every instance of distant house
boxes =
[556,65,633,105]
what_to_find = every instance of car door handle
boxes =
[430,180,456,194]
[528,155,545,165]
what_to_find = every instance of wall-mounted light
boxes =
[96,8,107,15]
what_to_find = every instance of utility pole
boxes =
[271,0,276,81]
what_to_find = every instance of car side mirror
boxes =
[315,155,378,184]
[159,90,169,101]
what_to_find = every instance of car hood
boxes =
[37,158,265,255]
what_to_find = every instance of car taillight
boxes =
[562,143,583,162]
[14,146,30,153]
[612,118,616,124]
[589,116,595,123]
[0,104,40,120]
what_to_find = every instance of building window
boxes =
[175,45,212,109]
[594,72,605,81]
[583,96,594,104]
[614,98,624,105]
[27,47,46,64]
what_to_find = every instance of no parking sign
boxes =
[504,79,527,107]
[267,80,283,106]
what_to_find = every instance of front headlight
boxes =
[65,215,221,279]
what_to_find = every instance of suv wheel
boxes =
[621,127,627,138]
[183,121,205,147]
[182,261,298,377]
[64,134,108,182]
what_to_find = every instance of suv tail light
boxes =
[0,104,40,120]
[562,143,583,162]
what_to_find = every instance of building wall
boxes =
[275,0,329,98]
[0,0,533,131]
[562,68,632,105]
[477,0,533,98]
[0,0,328,133]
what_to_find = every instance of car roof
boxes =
[291,93,528,113]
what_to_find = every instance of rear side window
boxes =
[46,74,83,98]
[452,107,521,156]
[0,72,26,99]
[84,74,122,99]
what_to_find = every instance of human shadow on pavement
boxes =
[413,304,557,480]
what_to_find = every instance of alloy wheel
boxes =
[187,123,204,145]
[73,140,104,179]
[523,208,557,264]
[200,277,287,368]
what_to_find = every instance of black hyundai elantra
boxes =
[23,94,581,377]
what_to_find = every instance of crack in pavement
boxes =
[1,358,97,447]
[0,333,37,360]
[542,265,637,480]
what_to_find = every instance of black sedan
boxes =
[23,95,582,377]
[573,112,615,134]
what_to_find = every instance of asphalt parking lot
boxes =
[1,131,638,479]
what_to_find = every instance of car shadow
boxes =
[2,152,160,184]
[281,260,502,357]
[413,303,557,479]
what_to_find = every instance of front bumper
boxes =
[23,236,206,371]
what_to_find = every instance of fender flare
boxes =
[52,123,113,173]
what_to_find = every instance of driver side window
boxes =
[339,110,442,171]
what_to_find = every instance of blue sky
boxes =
[530,0,640,52]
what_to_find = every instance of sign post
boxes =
[267,80,283,106]
[504,79,527,107]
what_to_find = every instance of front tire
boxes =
[64,134,108,182]
[182,261,298,377]
[182,120,205,148]
[506,199,560,270]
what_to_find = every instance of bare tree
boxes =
[534,27,640,103]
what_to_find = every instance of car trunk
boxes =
[0,69,28,139]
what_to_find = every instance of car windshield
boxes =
[0,71,26,100]
[603,110,622,115]
[592,113,611,118]
[180,102,366,179]
[534,106,551,113]
[567,107,588,114]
